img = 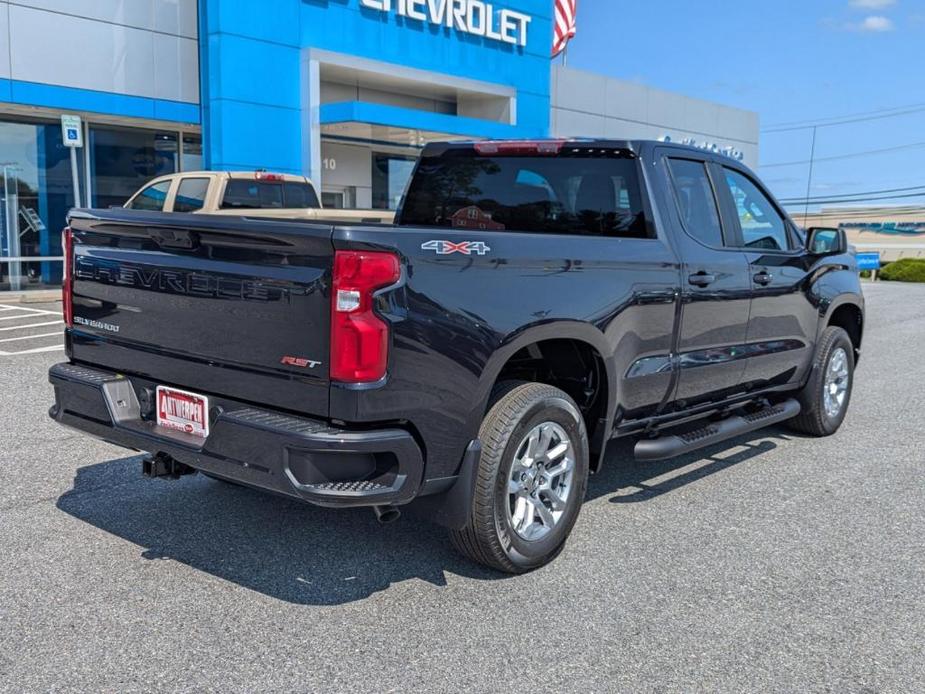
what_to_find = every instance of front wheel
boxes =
[449,382,590,574]
[789,326,855,436]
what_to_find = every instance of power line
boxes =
[781,191,925,207]
[779,184,925,203]
[764,102,925,128]
[798,204,925,213]
[761,141,925,168]
[789,207,925,220]
[762,103,925,133]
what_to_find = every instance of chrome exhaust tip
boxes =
[373,505,401,524]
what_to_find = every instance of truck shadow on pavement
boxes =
[56,427,792,606]
[588,426,793,505]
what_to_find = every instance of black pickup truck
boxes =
[50,139,864,573]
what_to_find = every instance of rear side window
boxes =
[173,177,209,212]
[283,182,320,208]
[127,180,171,211]
[666,158,724,247]
[399,151,649,238]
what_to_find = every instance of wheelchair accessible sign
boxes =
[60,114,83,148]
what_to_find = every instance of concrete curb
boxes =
[0,290,61,304]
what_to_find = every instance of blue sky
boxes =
[565,0,925,209]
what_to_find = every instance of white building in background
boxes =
[551,66,759,169]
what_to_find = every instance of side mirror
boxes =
[806,227,847,255]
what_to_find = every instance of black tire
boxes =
[789,326,855,436]
[449,382,590,574]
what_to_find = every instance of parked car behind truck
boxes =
[50,139,864,573]
[125,170,394,224]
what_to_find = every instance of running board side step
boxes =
[634,398,801,462]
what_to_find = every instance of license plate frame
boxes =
[155,385,210,438]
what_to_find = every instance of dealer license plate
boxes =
[156,386,209,438]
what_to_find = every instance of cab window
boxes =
[173,177,209,213]
[722,168,790,251]
[400,151,649,238]
[666,158,724,247]
[221,180,284,209]
[283,182,320,208]
[127,180,171,211]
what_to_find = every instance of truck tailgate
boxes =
[66,210,334,417]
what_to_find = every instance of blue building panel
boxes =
[208,99,303,173]
[201,0,554,173]
[5,80,200,124]
[206,34,303,110]
[202,0,302,48]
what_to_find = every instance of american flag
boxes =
[552,0,578,57]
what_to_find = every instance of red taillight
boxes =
[474,140,565,156]
[330,250,401,383]
[255,171,284,182]
[62,227,74,327]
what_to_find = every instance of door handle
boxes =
[688,271,717,287]
[753,271,773,286]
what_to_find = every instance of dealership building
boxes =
[0,0,758,292]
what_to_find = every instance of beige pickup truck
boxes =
[123,170,395,224]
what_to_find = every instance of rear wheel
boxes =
[450,382,590,574]
[789,326,855,436]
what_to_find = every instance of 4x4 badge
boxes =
[421,240,491,256]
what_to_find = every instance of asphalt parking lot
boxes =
[1,282,923,692]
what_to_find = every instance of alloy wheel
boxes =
[823,347,850,419]
[507,422,576,541]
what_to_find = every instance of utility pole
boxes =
[803,125,817,226]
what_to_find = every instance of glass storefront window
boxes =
[372,153,417,210]
[0,118,200,293]
[90,127,178,209]
[0,119,77,291]
[182,134,203,171]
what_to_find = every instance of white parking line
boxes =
[0,332,60,343]
[0,304,61,319]
[0,321,62,332]
[0,304,65,355]
[0,312,56,321]
[0,344,64,355]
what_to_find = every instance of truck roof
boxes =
[174,170,311,183]
[421,138,743,163]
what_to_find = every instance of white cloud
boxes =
[850,0,896,8]
[858,15,895,31]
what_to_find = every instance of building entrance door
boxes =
[321,186,356,209]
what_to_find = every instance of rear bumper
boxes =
[48,362,424,508]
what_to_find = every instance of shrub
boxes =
[878,258,925,282]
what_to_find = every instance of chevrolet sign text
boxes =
[360,0,531,47]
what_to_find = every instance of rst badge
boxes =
[421,240,492,256]
[281,356,322,368]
